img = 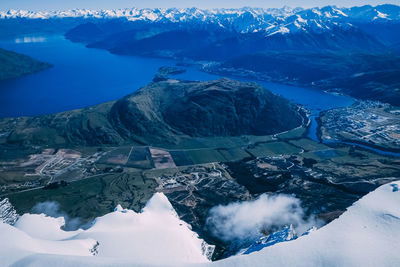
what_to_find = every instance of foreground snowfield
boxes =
[0,193,213,266]
[1,182,400,267]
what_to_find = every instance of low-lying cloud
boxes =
[206,194,321,242]
[31,201,84,230]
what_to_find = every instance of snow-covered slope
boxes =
[211,181,400,267]
[0,222,97,266]
[2,181,400,266]
[0,193,213,266]
[0,5,398,34]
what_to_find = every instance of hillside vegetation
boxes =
[0,78,303,146]
[0,48,51,81]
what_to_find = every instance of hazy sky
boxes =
[0,0,398,11]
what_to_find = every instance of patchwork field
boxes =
[2,124,399,240]
[2,123,399,260]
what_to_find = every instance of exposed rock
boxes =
[0,198,19,225]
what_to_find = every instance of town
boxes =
[319,101,400,151]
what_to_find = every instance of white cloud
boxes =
[31,201,83,230]
[206,193,320,242]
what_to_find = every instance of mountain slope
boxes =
[0,48,51,81]
[2,5,399,29]
[97,25,384,61]
[0,78,303,146]
[212,51,400,106]
[0,193,213,266]
[211,181,400,267]
[60,5,399,46]
[2,5,398,54]
[1,181,399,266]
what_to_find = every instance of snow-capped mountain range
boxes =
[1,5,399,35]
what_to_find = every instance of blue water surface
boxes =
[0,35,218,118]
[2,34,397,157]
[0,35,356,140]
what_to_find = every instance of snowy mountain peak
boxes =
[142,192,175,213]
[0,193,214,266]
[0,5,398,22]
[0,5,398,36]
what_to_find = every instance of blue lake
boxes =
[0,34,359,146]
[0,35,219,118]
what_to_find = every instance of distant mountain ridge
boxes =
[57,4,400,58]
[58,5,400,107]
[1,5,399,36]
[2,5,399,106]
